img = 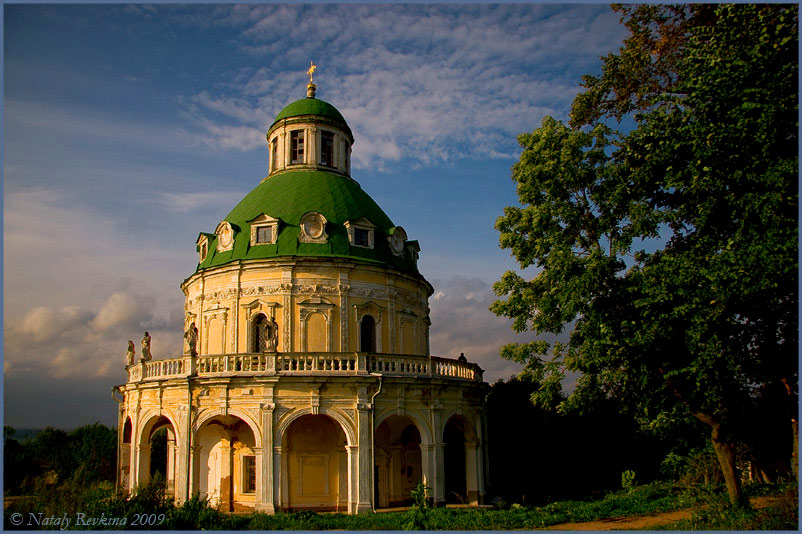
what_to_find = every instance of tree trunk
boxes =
[688,408,747,507]
[710,426,747,507]
[663,375,747,506]
[781,378,798,481]
[791,417,799,482]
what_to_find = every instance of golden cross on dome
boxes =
[307,61,317,84]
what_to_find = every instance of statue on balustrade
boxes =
[126,340,135,366]
[265,316,279,352]
[185,322,198,356]
[141,331,152,362]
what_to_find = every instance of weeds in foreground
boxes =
[4,480,797,530]
[651,483,799,531]
[402,483,431,530]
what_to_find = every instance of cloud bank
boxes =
[169,4,625,169]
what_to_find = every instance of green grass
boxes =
[649,483,799,531]
[4,481,797,530]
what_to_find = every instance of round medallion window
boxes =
[389,227,407,255]
[299,212,327,242]
[390,233,404,253]
[303,217,324,239]
[219,225,233,247]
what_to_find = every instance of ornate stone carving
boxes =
[126,340,135,366]
[240,284,282,297]
[298,284,338,294]
[275,405,295,421]
[350,285,388,299]
[299,212,328,243]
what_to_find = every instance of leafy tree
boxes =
[68,423,117,485]
[492,4,797,507]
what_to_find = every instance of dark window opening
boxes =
[252,314,268,352]
[320,131,334,167]
[354,228,370,247]
[243,455,256,493]
[360,315,376,353]
[256,226,273,244]
[291,131,304,164]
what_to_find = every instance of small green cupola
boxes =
[266,63,354,178]
[193,65,422,277]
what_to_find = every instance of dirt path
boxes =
[544,496,785,531]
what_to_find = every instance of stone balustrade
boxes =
[125,352,482,383]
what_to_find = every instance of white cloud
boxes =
[4,290,182,382]
[429,276,543,382]
[89,291,152,333]
[156,190,246,213]
[177,4,627,168]
[15,306,94,345]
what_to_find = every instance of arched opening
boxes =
[374,415,422,508]
[360,315,376,353]
[138,415,177,498]
[150,428,168,478]
[444,414,485,505]
[252,313,267,352]
[120,418,133,494]
[443,421,465,503]
[194,415,258,512]
[283,414,347,512]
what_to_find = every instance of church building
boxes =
[113,68,488,514]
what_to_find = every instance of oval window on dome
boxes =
[215,221,235,252]
[299,212,328,244]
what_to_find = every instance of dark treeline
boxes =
[4,423,117,494]
[485,375,795,506]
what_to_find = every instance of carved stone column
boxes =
[258,403,275,513]
[275,445,286,511]
[430,402,445,506]
[281,270,293,351]
[129,405,141,491]
[346,445,359,514]
[420,443,434,505]
[338,274,350,351]
[137,444,151,486]
[166,438,176,495]
[190,444,203,499]
[356,404,373,514]
[465,440,480,505]
[219,441,233,512]
[309,126,318,165]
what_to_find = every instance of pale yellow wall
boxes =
[286,415,346,509]
[182,258,431,357]
[306,312,327,351]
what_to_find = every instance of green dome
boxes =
[197,171,419,274]
[270,98,352,137]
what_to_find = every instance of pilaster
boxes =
[346,445,359,514]
[431,402,445,506]
[356,404,372,513]
[258,403,275,513]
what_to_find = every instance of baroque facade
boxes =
[113,75,488,514]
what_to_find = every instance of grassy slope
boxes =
[4,481,797,530]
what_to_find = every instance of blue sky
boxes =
[3,4,628,428]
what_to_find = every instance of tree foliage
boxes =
[4,423,117,493]
[492,4,797,506]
